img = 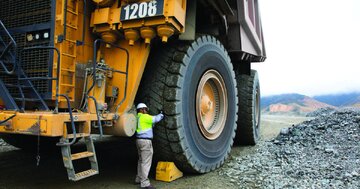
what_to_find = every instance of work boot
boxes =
[141,185,156,189]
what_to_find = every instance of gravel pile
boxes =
[220,109,360,189]
[306,107,336,117]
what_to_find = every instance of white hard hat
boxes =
[136,103,148,109]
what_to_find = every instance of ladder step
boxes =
[66,24,78,30]
[60,84,75,87]
[62,53,76,58]
[61,68,75,73]
[67,133,90,139]
[71,151,94,161]
[73,169,98,181]
[66,9,78,15]
[64,39,77,44]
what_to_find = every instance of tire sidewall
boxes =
[181,39,237,166]
[252,71,261,139]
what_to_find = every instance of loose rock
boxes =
[220,108,360,189]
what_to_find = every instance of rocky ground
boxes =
[0,110,358,188]
[220,109,360,189]
[306,107,336,117]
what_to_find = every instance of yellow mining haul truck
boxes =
[0,0,266,181]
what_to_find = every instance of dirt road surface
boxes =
[0,115,309,189]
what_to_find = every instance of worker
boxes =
[135,103,164,189]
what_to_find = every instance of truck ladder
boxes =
[57,94,99,181]
[57,0,84,102]
[60,135,99,181]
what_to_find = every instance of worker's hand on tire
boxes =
[158,113,164,120]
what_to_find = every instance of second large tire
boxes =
[137,35,238,173]
[234,69,261,145]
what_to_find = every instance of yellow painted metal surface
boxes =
[92,8,111,25]
[91,0,187,44]
[0,111,113,137]
[118,0,186,32]
[156,161,183,182]
[103,111,137,136]
[92,0,116,7]
[0,0,187,138]
[102,41,150,113]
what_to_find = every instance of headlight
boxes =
[26,34,33,42]
[26,30,50,42]
[44,32,49,39]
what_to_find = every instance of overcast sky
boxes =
[252,0,360,97]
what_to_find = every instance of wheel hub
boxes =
[196,70,227,140]
[200,94,213,116]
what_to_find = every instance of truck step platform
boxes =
[60,136,99,181]
[73,169,98,181]
[71,151,94,161]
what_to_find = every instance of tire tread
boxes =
[234,70,260,145]
[137,36,237,173]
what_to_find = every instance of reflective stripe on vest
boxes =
[136,113,153,133]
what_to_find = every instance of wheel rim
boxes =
[196,70,228,140]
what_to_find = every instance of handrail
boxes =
[58,0,68,43]
[20,46,61,113]
[56,94,77,146]
[0,20,17,75]
[59,0,86,46]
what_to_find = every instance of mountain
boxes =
[261,93,335,115]
[313,92,360,107]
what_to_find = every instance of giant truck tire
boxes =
[234,70,261,145]
[137,35,238,173]
[0,134,60,152]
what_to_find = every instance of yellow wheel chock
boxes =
[155,161,183,182]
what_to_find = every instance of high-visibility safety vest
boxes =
[136,113,154,138]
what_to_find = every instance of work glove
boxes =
[158,113,164,120]
[154,113,164,123]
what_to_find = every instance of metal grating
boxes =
[0,0,52,97]
[21,46,51,94]
[0,34,51,96]
[0,0,51,29]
